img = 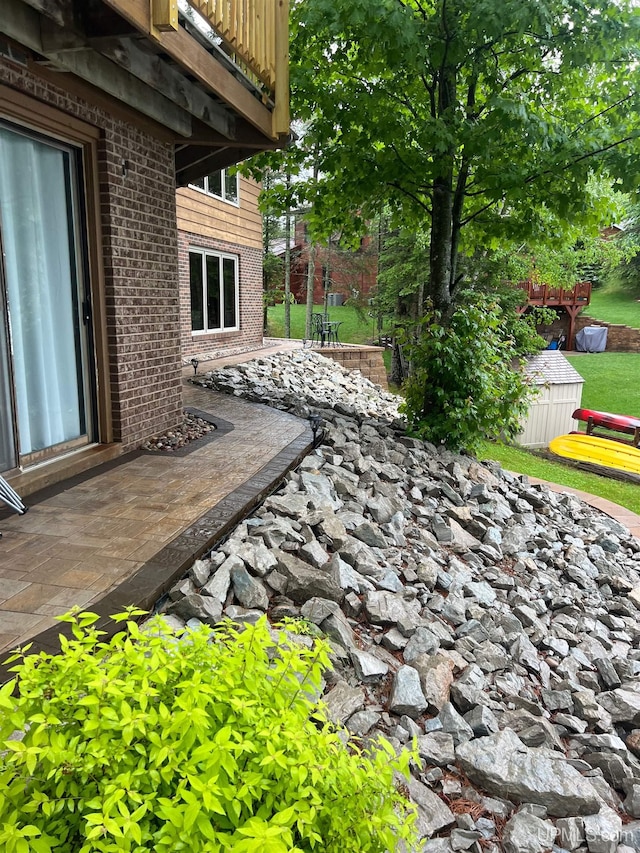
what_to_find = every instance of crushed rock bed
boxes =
[194,349,403,423]
[158,351,640,852]
[141,411,215,451]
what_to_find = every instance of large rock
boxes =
[456,729,601,816]
[202,561,232,603]
[598,688,640,725]
[170,593,222,626]
[411,653,455,712]
[274,550,344,603]
[389,665,427,719]
[230,565,269,610]
[582,804,621,853]
[363,590,421,628]
[502,811,557,853]
[406,776,455,839]
[322,681,365,724]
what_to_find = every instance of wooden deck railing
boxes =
[515,279,592,308]
[153,0,289,135]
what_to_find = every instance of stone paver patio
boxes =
[0,380,311,664]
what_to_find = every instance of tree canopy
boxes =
[289,0,640,311]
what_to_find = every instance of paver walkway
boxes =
[0,383,311,659]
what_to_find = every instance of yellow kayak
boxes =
[549,433,640,476]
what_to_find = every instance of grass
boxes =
[564,352,640,416]
[583,279,640,328]
[266,303,385,345]
[476,439,640,514]
[479,352,640,515]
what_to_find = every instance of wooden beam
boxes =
[96,37,236,139]
[101,0,276,139]
[0,0,45,53]
[272,0,289,135]
[2,0,192,137]
[41,25,238,140]
[34,61,177,142]
[175,146,266,185]
[152,0,178,32]
[41,47,194,136]
[15,0,75,29]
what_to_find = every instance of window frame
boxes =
[189,246,240,335]
[188,168,240,206]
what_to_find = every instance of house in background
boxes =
[274,217,378,306]
[177,168,264,362]
[0,0,289,497]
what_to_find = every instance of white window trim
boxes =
[188,168,240,207]
[190,247,240,335]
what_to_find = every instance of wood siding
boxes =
[176,177,262,249]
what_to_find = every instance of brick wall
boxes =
[178,231,263,360]
[574,315,640,353]
[318,346,388,389]
[0,60,183,450]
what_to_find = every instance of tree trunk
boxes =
[390,338,406,386]
[429,168,455,314]
[284,171,291,338]
[305,242,316,341]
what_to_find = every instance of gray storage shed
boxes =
[516,352,585,448]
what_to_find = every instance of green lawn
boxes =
[583,279,640,328]
[266,303,385,345]
[565,352,640,416]
[476,439,640,514]
[479,352,640,514]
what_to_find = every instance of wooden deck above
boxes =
[515,279,592,309]
[515,279,592,351]
[4,0,290,183]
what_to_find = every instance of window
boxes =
[190,168,239,204]
[190,248,239,333]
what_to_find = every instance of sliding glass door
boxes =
[0,122,94,470]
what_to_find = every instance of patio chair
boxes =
[311,313,325,346]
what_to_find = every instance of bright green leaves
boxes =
[278,0,640,307]
[401,291,544,452]
[0,611,416,852]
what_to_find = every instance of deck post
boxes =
[565,305,582,351]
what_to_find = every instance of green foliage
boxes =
[374,218,430,322]
[609,201,640,293]
[0,611,416,853]
[264,251,285,305]
[276,0,640,308]
[401,293,546,452]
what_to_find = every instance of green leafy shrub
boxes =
[401,292,546,453]
[0,611,416,853]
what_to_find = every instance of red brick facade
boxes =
[178,231,264,360]
[0,59,182,451]
[285,220,378,305]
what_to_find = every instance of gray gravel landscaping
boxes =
[159,350,640,852]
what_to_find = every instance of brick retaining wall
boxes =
[539,312,640,352]
[575,315,640,352]
[317,346,389,389]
